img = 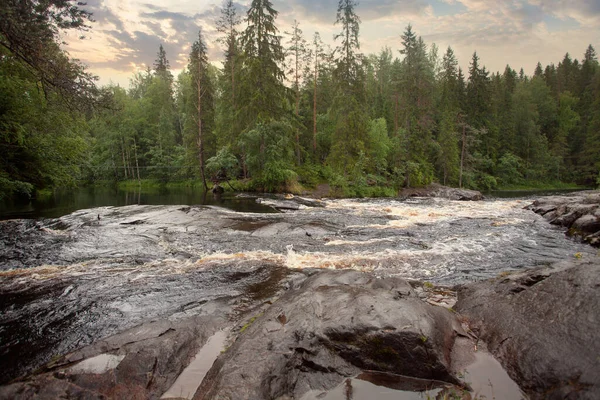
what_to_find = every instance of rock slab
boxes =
[456,260,600,400]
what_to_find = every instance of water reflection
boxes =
[0,185,276,220]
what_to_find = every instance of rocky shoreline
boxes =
[528,190,600,246]
[0,190,598,399]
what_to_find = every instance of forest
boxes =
[1,0,599,201]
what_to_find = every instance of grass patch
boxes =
[495,181,584,191]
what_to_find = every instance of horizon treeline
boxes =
[1,0,599,200]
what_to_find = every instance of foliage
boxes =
[0,52,88,196]
[206,147,239,182]
[238,120,297,191]
[238,0,287,127]
[496,152,524,185]
[2,3,600,199]
[0,0,98,109]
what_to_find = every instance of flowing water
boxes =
[0,195,595,386]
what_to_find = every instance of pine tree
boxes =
[574,45,599,177]
[581,70,600,184]
[0,0,97,108]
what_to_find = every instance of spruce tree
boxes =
[188,30,215,190]
[328,0,369,174]
[285,20,309,164]
[239,0,286,127]
[154,44,173,83]
[217,0,241,111]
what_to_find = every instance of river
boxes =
[0,185,275,220]
[0,191,594,388]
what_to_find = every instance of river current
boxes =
[0,195,595,384]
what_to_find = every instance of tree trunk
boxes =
[295,53,301,166]
[133,137,141,183]
[121,139,128,180]
[126,144,134,180]
[231,47,236,110]
[394,92,399,135]
[459,122,466,189]
[313,66,317,155]
[197,67,208,191]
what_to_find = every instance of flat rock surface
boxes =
[455,259,600,399]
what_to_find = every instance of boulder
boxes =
[572,214,600,233]
[194,270,471,399]
[455,260,600,400]
[399,184,483,201]
[529,191,600,246]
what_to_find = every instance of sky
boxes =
[63,0,600,87]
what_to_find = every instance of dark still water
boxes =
[0,186,276,220]
[487,188,587,199]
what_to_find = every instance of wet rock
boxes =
[0,220,68,270]
[0,260,296,386]
[529,191,600,246]
[256,198,301,211]
[0,315,225,400]
[572,214,600,232]
[399,184,483,201]
[195,270,469,400]
[455,260,600,400]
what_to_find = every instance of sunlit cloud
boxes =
[61,0,599,87]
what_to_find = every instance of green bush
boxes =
[295,164,322,187]
[0,176,34,200]
[206,146,240,181]
[497,152,524,185]
[475,173,498,191]
[245,161,301,193]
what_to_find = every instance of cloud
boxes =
[70,1,230,75]
[65,0,599,87]
[81,0,126,31]
[281,0,430,24]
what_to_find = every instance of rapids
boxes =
[0,196,594,384]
